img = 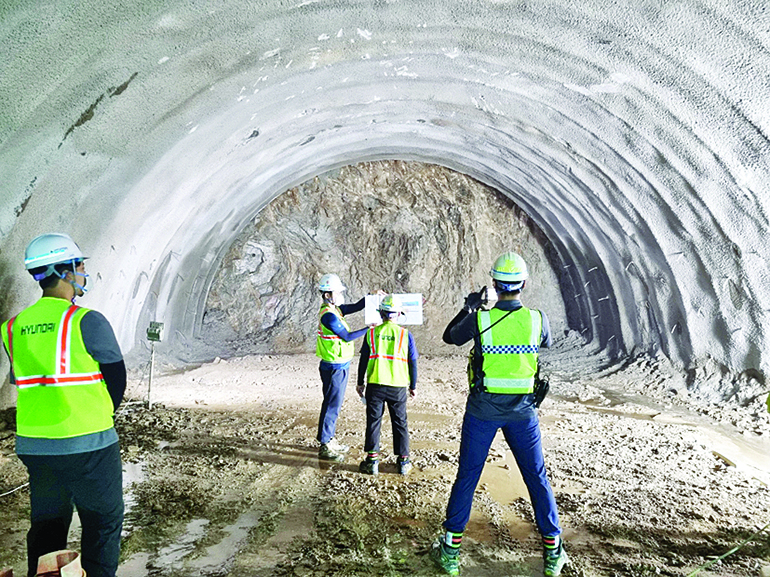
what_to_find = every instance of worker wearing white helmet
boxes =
[431,252,568,577]
[356,295,418,476]
[1,233,125,577]
[315,273,369,460]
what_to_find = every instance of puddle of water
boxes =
[123,460,146,486]
[153,518,209,568]
[190,511,261,573]
[559,397,662,422]
[244,505,315,570]
[121,460,146,537]
[466,436,537,543]
[479,443,529,506]
[698,426,770,484]
[566,380,770,485]
[466,512,498,544]
[116,552,149,576]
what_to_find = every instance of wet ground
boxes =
[1,353,769,576]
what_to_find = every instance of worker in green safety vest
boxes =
[356,294,418,476]
[315,273,369,461]
[2,233,126,577]
[430,251,568,577]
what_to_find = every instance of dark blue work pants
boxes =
[317,363,350,444]
[364,384,409,456]
[444,412,560,537]
[19,442,124,577]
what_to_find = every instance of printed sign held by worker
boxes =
[364,293,423,325]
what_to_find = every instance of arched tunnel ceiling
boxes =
[1,1,769,384]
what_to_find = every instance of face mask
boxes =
[59,262,88,295]
[334,292,345,306]
[74,270,88,289]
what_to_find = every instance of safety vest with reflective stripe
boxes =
[366,321,410,387]
[1,297,114,439]
[475,307,542,394]
[315,303,355,362]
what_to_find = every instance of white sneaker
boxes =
[319,443,345,461]
[327,438,350,453]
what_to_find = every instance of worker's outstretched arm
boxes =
[338,297,365,316]
[321,312,368,342]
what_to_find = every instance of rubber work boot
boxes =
[430,540,460,576]
[318,443,345,461]
[397,457,412,476]
[543,545,568,577]
[359,458,379,475]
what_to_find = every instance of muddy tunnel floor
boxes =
[1,354,770,576]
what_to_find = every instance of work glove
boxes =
[463,287,486,312]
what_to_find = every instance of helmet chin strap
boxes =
[57,259,88,301]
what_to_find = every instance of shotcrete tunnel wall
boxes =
[1,0,769,406]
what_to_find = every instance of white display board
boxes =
[364,294,424,325]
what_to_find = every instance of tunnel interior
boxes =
[3,3,770,575]
[1,0,769,405]
[199,160,583,360]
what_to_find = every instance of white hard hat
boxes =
[24,233,86,280]
[378,294,403,313]
[318,273,346,293]
[490,252,528,289]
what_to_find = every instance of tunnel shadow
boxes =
[496,187,629,372]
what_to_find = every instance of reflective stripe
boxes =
[316,303,354,361]
[16,372,104,389]
[369,354,409,362]
[317,331,342,340]
[368,327,409,363]
[58,306,78,375]
[479,312,493,344]
[475,308,541,395]
[483,377,535,393]
[11,306,97,390]
[481,344,539,354]
[5,316,16,361]
[529,309,540,346]
[368,326,376,351]
[3,308,97,390]
[397,327,406,353]
[3,298,115,439]
[367,322,410,387]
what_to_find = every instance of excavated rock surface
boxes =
[203,161,567,356]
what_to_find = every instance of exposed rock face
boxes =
[203,161,566,356]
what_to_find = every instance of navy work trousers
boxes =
[364,384,409,456]
[19,442,124,577]
[317,363,350,444]
[444,412,560,537]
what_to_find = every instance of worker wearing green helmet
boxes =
[430,252,568,577]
